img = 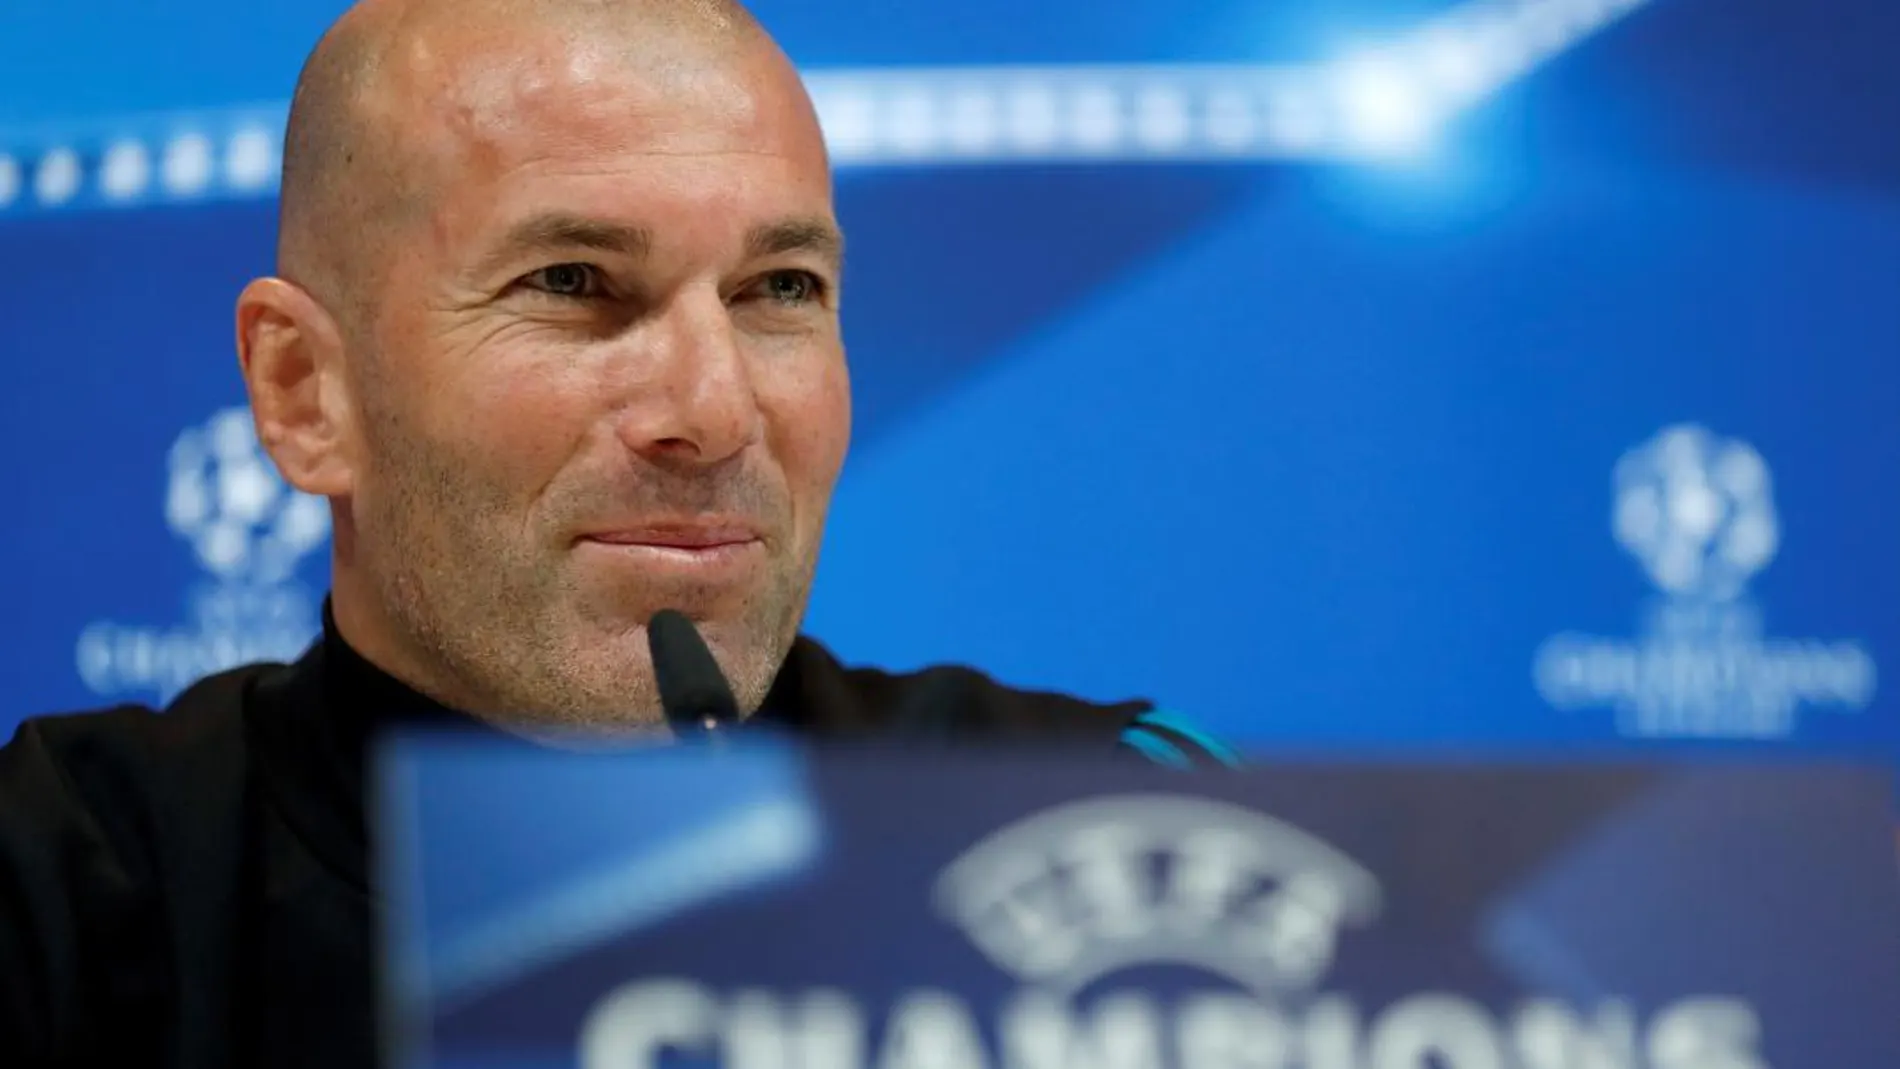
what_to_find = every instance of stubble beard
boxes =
[354,407,815,739]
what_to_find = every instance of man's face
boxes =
[341,27,849,729]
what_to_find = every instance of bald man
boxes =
[0,1,1232,1065]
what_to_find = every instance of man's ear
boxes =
[236,277,357,498]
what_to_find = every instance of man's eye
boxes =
[522,263,604,298]
[754,270,825,306]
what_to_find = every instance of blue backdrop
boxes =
[2,0,1896,755]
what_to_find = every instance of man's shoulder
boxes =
[13,661,273,749]
[773,637,1237,765]
[0,664,288,1060]
[2,662,281,813]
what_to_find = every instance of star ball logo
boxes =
[577,794,1769,1068]
[75,406,330,703]
[1535,424,1876,739]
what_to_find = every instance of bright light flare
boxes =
[1331,52,1446,159]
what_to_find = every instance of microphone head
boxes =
[647,609,741,736]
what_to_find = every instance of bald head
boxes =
[242,0,845,732]
[278,0,791,324]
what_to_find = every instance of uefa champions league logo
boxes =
[165,406,330,587]
[75,407,330,704]
[1611,426,1778,604]
[1535,424,1876,738]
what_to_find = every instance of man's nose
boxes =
[613,290,762,468]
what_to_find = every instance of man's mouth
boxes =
[575,521,767,576]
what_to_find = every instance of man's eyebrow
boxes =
[747,218,845,272]
[474,214,652,277]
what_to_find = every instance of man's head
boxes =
[237,0,850,735]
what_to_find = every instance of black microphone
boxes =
[647,609,740,739]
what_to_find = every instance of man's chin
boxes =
[462,668,668,739]
[504,715,677,750]
[559,593,800,708]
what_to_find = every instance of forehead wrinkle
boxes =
[435,51,772,179]
[477,147,822,204]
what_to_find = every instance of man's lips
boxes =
[575,523,767,578]
[578,523,764,550]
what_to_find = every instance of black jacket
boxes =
[0,614,1225,1067]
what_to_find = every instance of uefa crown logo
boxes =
[933,794,1382,999]
[76,407,331,704]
